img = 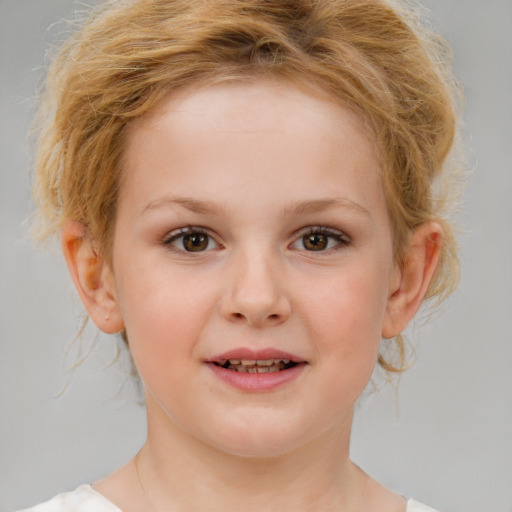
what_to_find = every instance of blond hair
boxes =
[32,0,464,372]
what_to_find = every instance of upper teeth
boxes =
[220,358,291,366]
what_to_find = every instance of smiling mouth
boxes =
[214,358,298,373]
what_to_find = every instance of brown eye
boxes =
[182,233,209,252]
[165,228,218,253]
[302,233,328,251]
[291,228,350,252]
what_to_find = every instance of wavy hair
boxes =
[32,0,464,372]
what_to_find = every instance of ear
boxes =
[61,222,124,334]
[382,221,443,339]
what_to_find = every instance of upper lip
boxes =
[206,348,306,364]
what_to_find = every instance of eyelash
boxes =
[162,226,351,253]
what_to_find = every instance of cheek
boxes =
[306,277,386,399]
[114,264,216,374]
[297,267,390,396]
[302,270,389,347]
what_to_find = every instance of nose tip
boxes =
[228,303,290,327]
[220,253,291,327]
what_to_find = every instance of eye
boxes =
[292,227,350,252]
[164,227,219,252]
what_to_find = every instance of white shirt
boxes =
[18,484,440,511]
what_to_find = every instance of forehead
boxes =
[124,79,380,160]
[143,79,371,134]
[120,79,384,217]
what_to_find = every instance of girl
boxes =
[22,0,462,510]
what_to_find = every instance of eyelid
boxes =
[163,225,199,243]
[297,225,350,239]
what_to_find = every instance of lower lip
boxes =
[207,363,306,392]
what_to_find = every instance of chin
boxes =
[212,435,302,459]
[196,413,320,459]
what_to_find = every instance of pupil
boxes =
[184,233,208,251]
[304,233,327,251]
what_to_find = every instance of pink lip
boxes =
[207,347,304,363]
[205,347,307,393]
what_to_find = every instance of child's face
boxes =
[110,80,400,456]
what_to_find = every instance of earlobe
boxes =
[382,222,443,339]
[61,222,124,334]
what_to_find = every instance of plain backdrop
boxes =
[1,1,511,511]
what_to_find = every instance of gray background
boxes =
[1,1,511,511]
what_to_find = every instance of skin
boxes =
[63,80,442,511]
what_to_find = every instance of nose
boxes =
[220,247,291,327]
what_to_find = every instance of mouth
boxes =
[213,358,298,373]
[206,349,306,391]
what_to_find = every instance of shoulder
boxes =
[407,498,440,512]
[16,484,122,512]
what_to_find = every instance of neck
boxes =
[137,394,364,511]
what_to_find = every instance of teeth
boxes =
[216,357,297,373]
[247,366,279,373]
[226,358,291,366]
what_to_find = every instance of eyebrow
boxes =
[142,195,369,217]
[143,196,223,215]
[283,197,370,217]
